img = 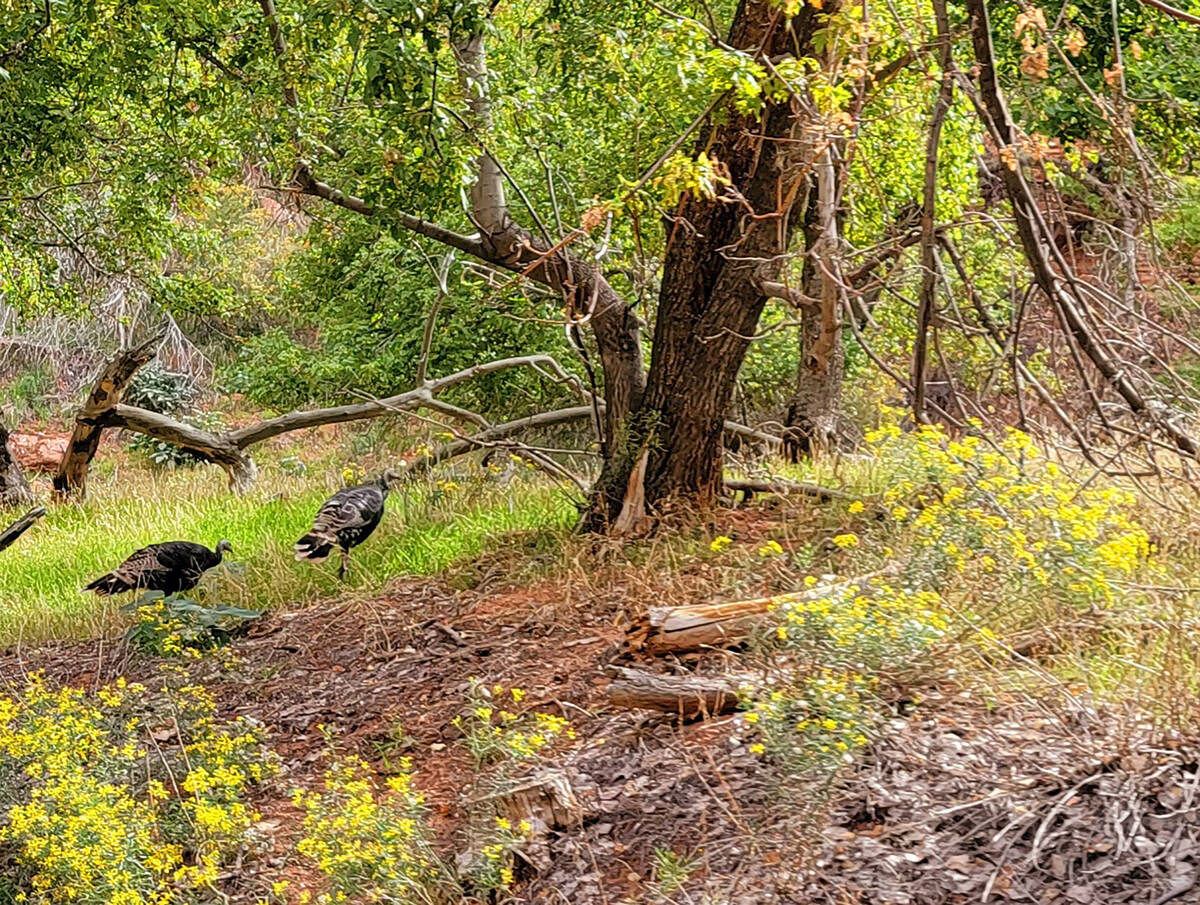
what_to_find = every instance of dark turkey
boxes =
[294,468,398,579]
[84,539,233,596]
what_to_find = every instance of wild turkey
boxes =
[295,468,398,579]
[84,539,233,596]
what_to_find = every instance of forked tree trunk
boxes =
[54,333,162,498]
[582,0,833,530]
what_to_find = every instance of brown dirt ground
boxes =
[0,551,806,904]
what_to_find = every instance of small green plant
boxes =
[123,592,262,657]
[124,363,197,415]
[648,847,699,900]
[278,455,308,476]
[742,671,877,770]
[0,364,55,420]
[462,815,532,895]
[293,753,452,904]
[452,681,575,769]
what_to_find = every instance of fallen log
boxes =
[606,666,740,718]
[0,506,46,554]
[628,576,869,653]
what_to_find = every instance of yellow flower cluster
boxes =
[868,421,1154,604]
[773,580,948,669]
[464,815,534,894]
[0,675,272,904]
[293,755,442,903]
[454,681,575,768]
[743,670,878,767]
[130,599,202,659]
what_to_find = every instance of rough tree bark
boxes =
[606,666,740,719]
[53,333,162,498]
[583,0,833,530]
[911,0,954,423]
[786,158,845,459]
[0,419,34,507]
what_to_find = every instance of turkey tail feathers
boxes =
[294,534,334,561]
[83,574,130,596]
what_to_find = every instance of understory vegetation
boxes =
[9,0,1200,895]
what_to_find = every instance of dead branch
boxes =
[963,0,1200,459]
[0,506,45,554]
[629,577,871,653]
[53,332,163,498]
[723,478,850,501]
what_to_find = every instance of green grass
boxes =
[0,465,576,644]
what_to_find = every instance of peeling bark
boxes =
[53,333,163,498]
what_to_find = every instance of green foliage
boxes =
[225,225,579,416]
[1158,176,1200,258]
[123,592,262,657]
[125,364,197,415]
[0,365,55,421]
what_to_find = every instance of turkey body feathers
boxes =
[84,541,225,596]
[294,483,388,561]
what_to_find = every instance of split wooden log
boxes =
[606,666,740,718]
[0,506,46,554]
[628,575,872,653]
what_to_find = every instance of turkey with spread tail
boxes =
[295,468,399,580]
[84,539,233,596]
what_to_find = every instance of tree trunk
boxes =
[786,162,845,460]
[0,421,34,507]
[583,0,831,530]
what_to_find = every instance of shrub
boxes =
[293,755,449,904]
[124,592,262,657]
[452,681,575,769]
[0,675,274,904]
[124,363,197,415]
[866,417,1156,613]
